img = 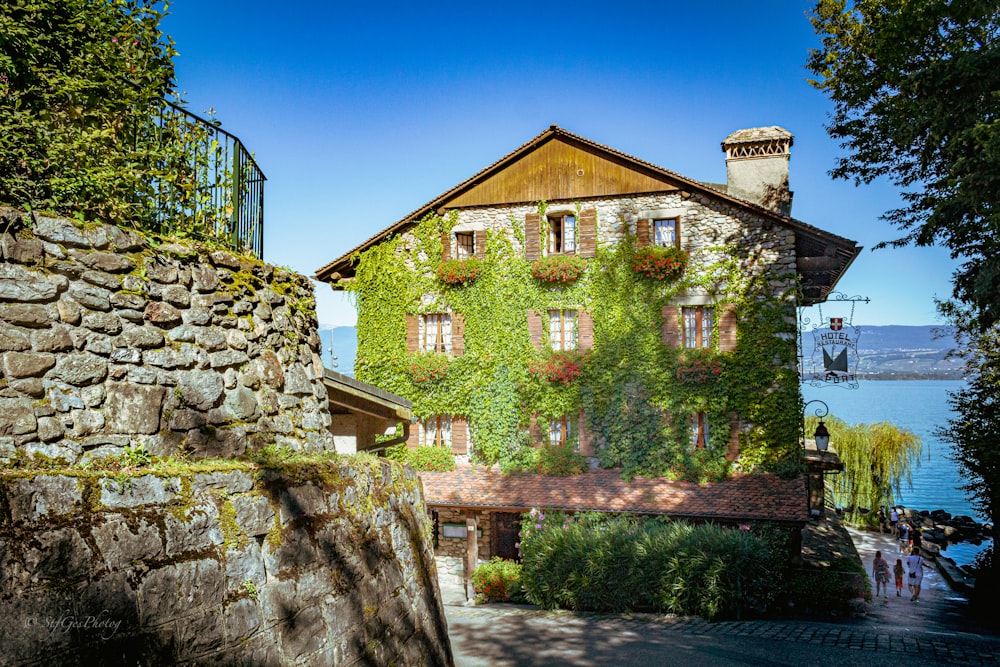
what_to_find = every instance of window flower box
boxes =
[631,245,688,281]
[530,255,587,284]
[437,258,484,286]
[528,350,585,384]
[408,353,449,382]
[675,351,722,384]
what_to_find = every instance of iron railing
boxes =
[131,98,265,259]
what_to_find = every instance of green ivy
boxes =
[348,208,802,479]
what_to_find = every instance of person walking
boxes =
[898,522,910,553]
[877,506,887,535]
[907,547,926,602]
[872,550,890,599]
[893,558,905,597]
[889,507,900,536]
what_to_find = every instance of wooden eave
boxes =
[315,125,860,304]
[323,369,412,423]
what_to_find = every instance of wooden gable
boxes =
[443,137,678,210]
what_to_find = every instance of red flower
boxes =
[631,246,688,281]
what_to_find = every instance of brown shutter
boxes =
[527,310,544,350]
[406,421,420,449]
[441,232,451,261]
[577,411,593,456]
[452,313,465,356]
[661,305,679,347]
[406,314,420,353]
[578,208,597,258]
[474,230,486,260]
[726,413,741,461]
[529,415,541,444]
[524,213,540,260]
[717,304,738,352]
[577,310,594,351]
[674,218,683,249]
[636,218,651,248]
[452,418,468,454]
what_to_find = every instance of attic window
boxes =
[455,232,475,260]
[547,214,576,254]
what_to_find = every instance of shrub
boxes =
[535,442,587,476]
[407,353,449,382]
[530,255,587,284]
[631,246,688,281]
[527,350,585,384]
[471,557,524,603]
[674,350,723,385]
[436,258,484,286]
[383,444,456,471]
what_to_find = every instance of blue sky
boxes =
[162,1,958,329]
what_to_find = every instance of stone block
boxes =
[143,301,182,328]
[209,349,249,369]
[116,325,165,349]
[37,416,65,442]
[33,214,91,247]
[0,396,36,435]
[165,500,224,555]
[160,284,191,308]
[78,251,136,273]
[3,351,56,378]
[191,470,254,494]
[7,475,82,522]
[100,475,181,509]
[223,386,259,421]
[105,383,165,434]
[32,324,74,352]
[223,597,262,646]
[67,283,112,311]
[91,516,164,566]
[230,494,276,537]
[45,380,85,412]
[81,269,122,291]
[24,527,93,581]
[56,296,82,325]
[52,352,107,386]
[0,302,56,328]
[82,311,123,335]
[0,323,30,352]
[176,370,224,410]
[139,558,224,626]
[0,262,66,302]
[72,409,106,436]
[223,541,266,599]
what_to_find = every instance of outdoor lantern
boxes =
[813,420,830,452]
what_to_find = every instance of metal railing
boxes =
[130,98,265,259]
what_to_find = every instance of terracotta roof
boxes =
[420,465,809,524]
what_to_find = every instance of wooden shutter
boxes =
[452,418,468,455]
[452,313,465,356]
[474,230,486,260]
[527,310,544,350]
[441,232,451,261]
[406,421,420,449]
[578,208,597,258]
[726,413,741,461]
[717,304,738,352]
[674,218,683,249]
[529,415,541,444]
[636,218,651,248]
[405,314,420,353]
[661,305,679,347]
[525,213,540,260]
[578,310,594,351]
[577,411,594,457]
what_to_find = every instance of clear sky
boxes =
[162,1,958,329]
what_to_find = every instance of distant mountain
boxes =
[801,324,965,379]
[318,326,357,377]
[323,324,965,380]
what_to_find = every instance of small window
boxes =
[420,314,452,353]
[455,232,475,260]
[548,309,577,351]
[547,214,577,254]
[682,307,713,349]
[549,415,572,446]
[654,218,679,248]
[421,416,452,447]
[691,413,709,448]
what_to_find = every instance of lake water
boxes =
[801,380,992,568]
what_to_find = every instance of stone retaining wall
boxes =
[0,459,452,665]
[0,209,333,463]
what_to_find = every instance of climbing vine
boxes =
[347,206,802,480]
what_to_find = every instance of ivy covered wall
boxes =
[348,192,803,480]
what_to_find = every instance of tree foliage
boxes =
[808,0,1000,331]
[810,414,924,522]
[0,0,176,223]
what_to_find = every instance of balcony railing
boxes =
[131,99,265,259]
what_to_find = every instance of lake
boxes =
[801,380,992,568]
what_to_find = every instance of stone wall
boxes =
[0,459,452,665]
[0,209,333,464]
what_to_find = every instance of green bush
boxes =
[383,444,456,472]
[519,510,792,619]
[534,442,587,476]
[471,557,524,603]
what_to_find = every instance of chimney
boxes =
[721,126,793,216]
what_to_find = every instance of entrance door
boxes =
[492,512,522,561]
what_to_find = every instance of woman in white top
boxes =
[906,548,925,602]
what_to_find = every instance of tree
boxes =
[807,415,923,524]
[807,0,1000,331]
[0,0,176,223]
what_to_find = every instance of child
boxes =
[893,558,905,597]
[872,550,890,599]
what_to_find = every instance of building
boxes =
[316,125,859,582]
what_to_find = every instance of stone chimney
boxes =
[722,126,793,216]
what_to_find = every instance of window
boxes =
[549,415,572,446]
[682,307,713,349]
[654,218,679,248]
[547,214,576,254]
[419,314,452,353]
[691,413,709,448]
[455,232,475,260]
[421,416,452,447]
[548,309,577,351]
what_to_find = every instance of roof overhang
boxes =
[323,369,411,423]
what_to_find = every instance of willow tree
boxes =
[807,415,924,524]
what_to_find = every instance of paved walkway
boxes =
[441,528,1000,666]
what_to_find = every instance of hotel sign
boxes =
[811,318,860,387]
